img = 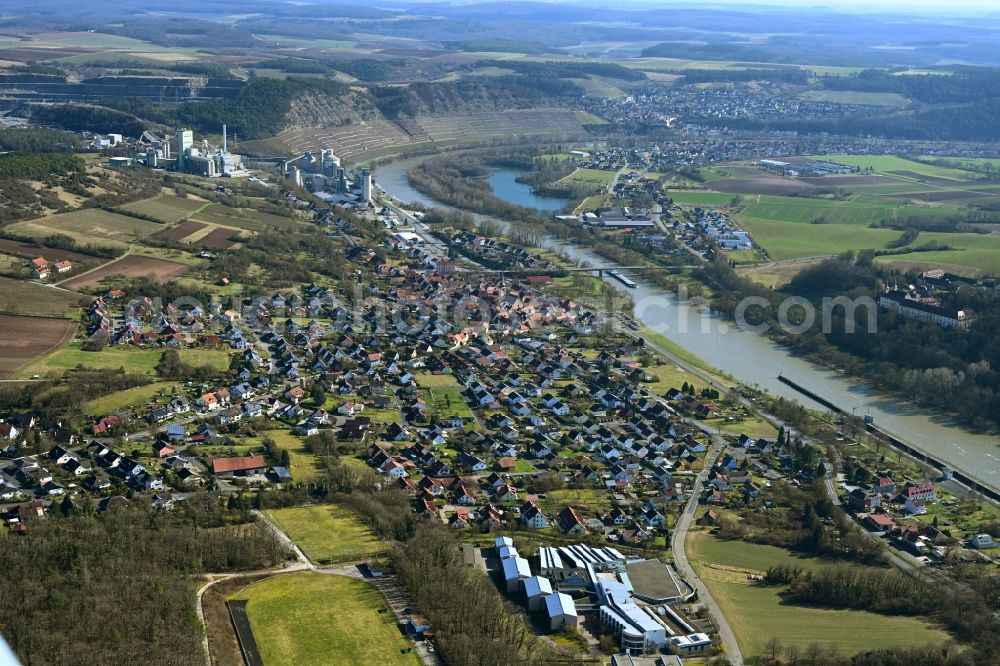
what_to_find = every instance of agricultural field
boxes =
[0,315,77,378]
[118,194,208,223]
[687,531,950,658]
[796,90,911,108]
[191,203,303,232]
[803,154,975,181]
[737,217,902,261]
[263,504,386,564]
[6,209,163,249]
[875,231,1000,277]
[58,254,190,291]
[233,573,421,666]
[0,276,86,317]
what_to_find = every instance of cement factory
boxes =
[102,126,372,204]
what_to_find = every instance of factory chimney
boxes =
[222,124,227,153]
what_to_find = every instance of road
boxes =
[671,440,744,666]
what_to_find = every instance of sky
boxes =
[515,0,1000,14]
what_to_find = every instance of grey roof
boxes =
[502,556,531,581]
[545,592,577,618]
[523,576,553,598]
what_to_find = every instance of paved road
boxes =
[671,440,745,666]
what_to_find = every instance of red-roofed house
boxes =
[864,513,895,532]
[211,454,266,476]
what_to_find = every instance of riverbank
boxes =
[374,153,1000,495]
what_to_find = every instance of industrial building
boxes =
[125,126,246,178]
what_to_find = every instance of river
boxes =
[374,156,1000,492]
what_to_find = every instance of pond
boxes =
[486,167,571,212]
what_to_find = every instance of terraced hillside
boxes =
[277,108,585,160]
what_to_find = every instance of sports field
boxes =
[687,531,950,657]
[233,573,421,666]
[264,504,386,564]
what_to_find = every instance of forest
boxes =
[0,500,288,666]
[699,254,1000,431]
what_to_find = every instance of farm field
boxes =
[687,531,950,658]
[736,217,902,261]
[0,238,106,265]
[118,194,208,223]
[0,276,86,317]
[58,254,190,291]
[0,315,77,378]
[875,231,1000,276]
[665,190,736,207]
[263,504,386,564]
[736,194,938,226]
[796,90,911,107]
[233,573,421,666]
[803,154,975,181]
[6,209,163,249]
[191,203,302,232]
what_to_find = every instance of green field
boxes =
[264,504,386,563]
[737,194,941,227]
[245,429,321,482]
[797,90,911,108]
[666,191,737,207]
[805,154,974,180]
[875,231,1000,276]
[192,203,303,232]
[21,343,231,378]
[687,532,950,657]
[7,209,163,248]
[118,194,208,223]
[559,167,617,187]
[737,217,903,261]
[413,372,461,388]
[234,573,421,666]
[82,381,182,416]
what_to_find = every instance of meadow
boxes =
[245,429,321,482]
[20,343,232,378]
[234,573,421,666]
[82,381,181,416]
[118,194,209,223]
[263,504,386,564]
[7,209,162,249]
[687,531,951,658]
